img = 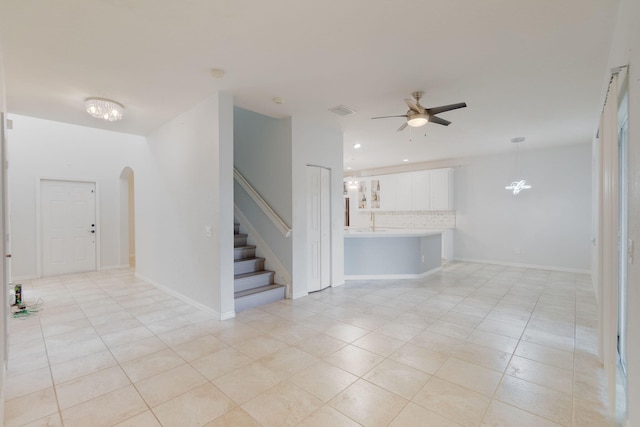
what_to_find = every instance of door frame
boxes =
[36,177,101,277]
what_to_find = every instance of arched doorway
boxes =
[119,167,136,268]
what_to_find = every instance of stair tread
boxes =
[234,283,286,298]
[234,233,248,237]
[234,270,274,280]
[234,256,265,263]
[234,244,256,250]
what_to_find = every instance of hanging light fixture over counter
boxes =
[85,98,124,121]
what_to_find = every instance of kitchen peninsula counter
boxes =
[344,228,442,279]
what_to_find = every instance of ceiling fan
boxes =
[372,91,467,132]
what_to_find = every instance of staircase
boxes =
[234,223,286,312]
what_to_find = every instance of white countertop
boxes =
[344,228,443,238]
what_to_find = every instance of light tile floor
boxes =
[4,262,614,426]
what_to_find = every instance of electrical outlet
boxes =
[204,226,213,237]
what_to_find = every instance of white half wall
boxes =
[7,115,145,279]
[136,93,233,316]
[454,143,592,272]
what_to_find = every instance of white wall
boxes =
[7,115,146,279]
[0,37,8,423]
[292,116,344,298]
[454,143,592,272]
[136,93,234,317]
[604,0,640,424]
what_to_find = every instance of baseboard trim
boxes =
[292,291,309,300]
[134,272,223,320]
[100,264,130,271]
[9,274,39,282]
[220,310,236,321]
[345,266,442,281]
[453,258,591,275]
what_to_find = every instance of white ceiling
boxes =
[0,0,619,172]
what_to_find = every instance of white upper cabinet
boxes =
[350,167,453,212]
[376,173,412,211]
[429,168,453,210]
[396,173,414,211]
[412,170,431,210]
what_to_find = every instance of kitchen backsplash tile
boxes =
[353,210,456,229]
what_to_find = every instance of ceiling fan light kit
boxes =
[371,91,467,132]
[407,113,428,127]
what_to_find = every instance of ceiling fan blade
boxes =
[404,98,422,113]
[428,116,451,126]
[371,115,408,120]
[396,122,408,132]
[426,102,467,116]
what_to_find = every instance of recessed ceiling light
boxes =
[353,143,361,149]
[403,159,409,162]
[273,97,284,104]
[346,166,352,170]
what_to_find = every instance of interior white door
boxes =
[41,179,97,276]
[319,167,331,290]
[307,166,331,292]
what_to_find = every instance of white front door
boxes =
[41,179,97,276]
[307,166,331,292]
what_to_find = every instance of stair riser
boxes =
[235,286,286,312]
[234,234,248,247]
[234,258,265,275]
[235,272,274,292]
[234,247,255,260]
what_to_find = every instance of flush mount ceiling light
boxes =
[85,98,124,122]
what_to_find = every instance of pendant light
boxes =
[505,137,532,195]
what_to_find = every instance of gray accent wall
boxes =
[233,107,293,276]
[234,107,293,225]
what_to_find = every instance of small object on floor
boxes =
[14,283,22,305]
[11,297,45,319]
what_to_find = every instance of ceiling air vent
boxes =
[328,105,356,116]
